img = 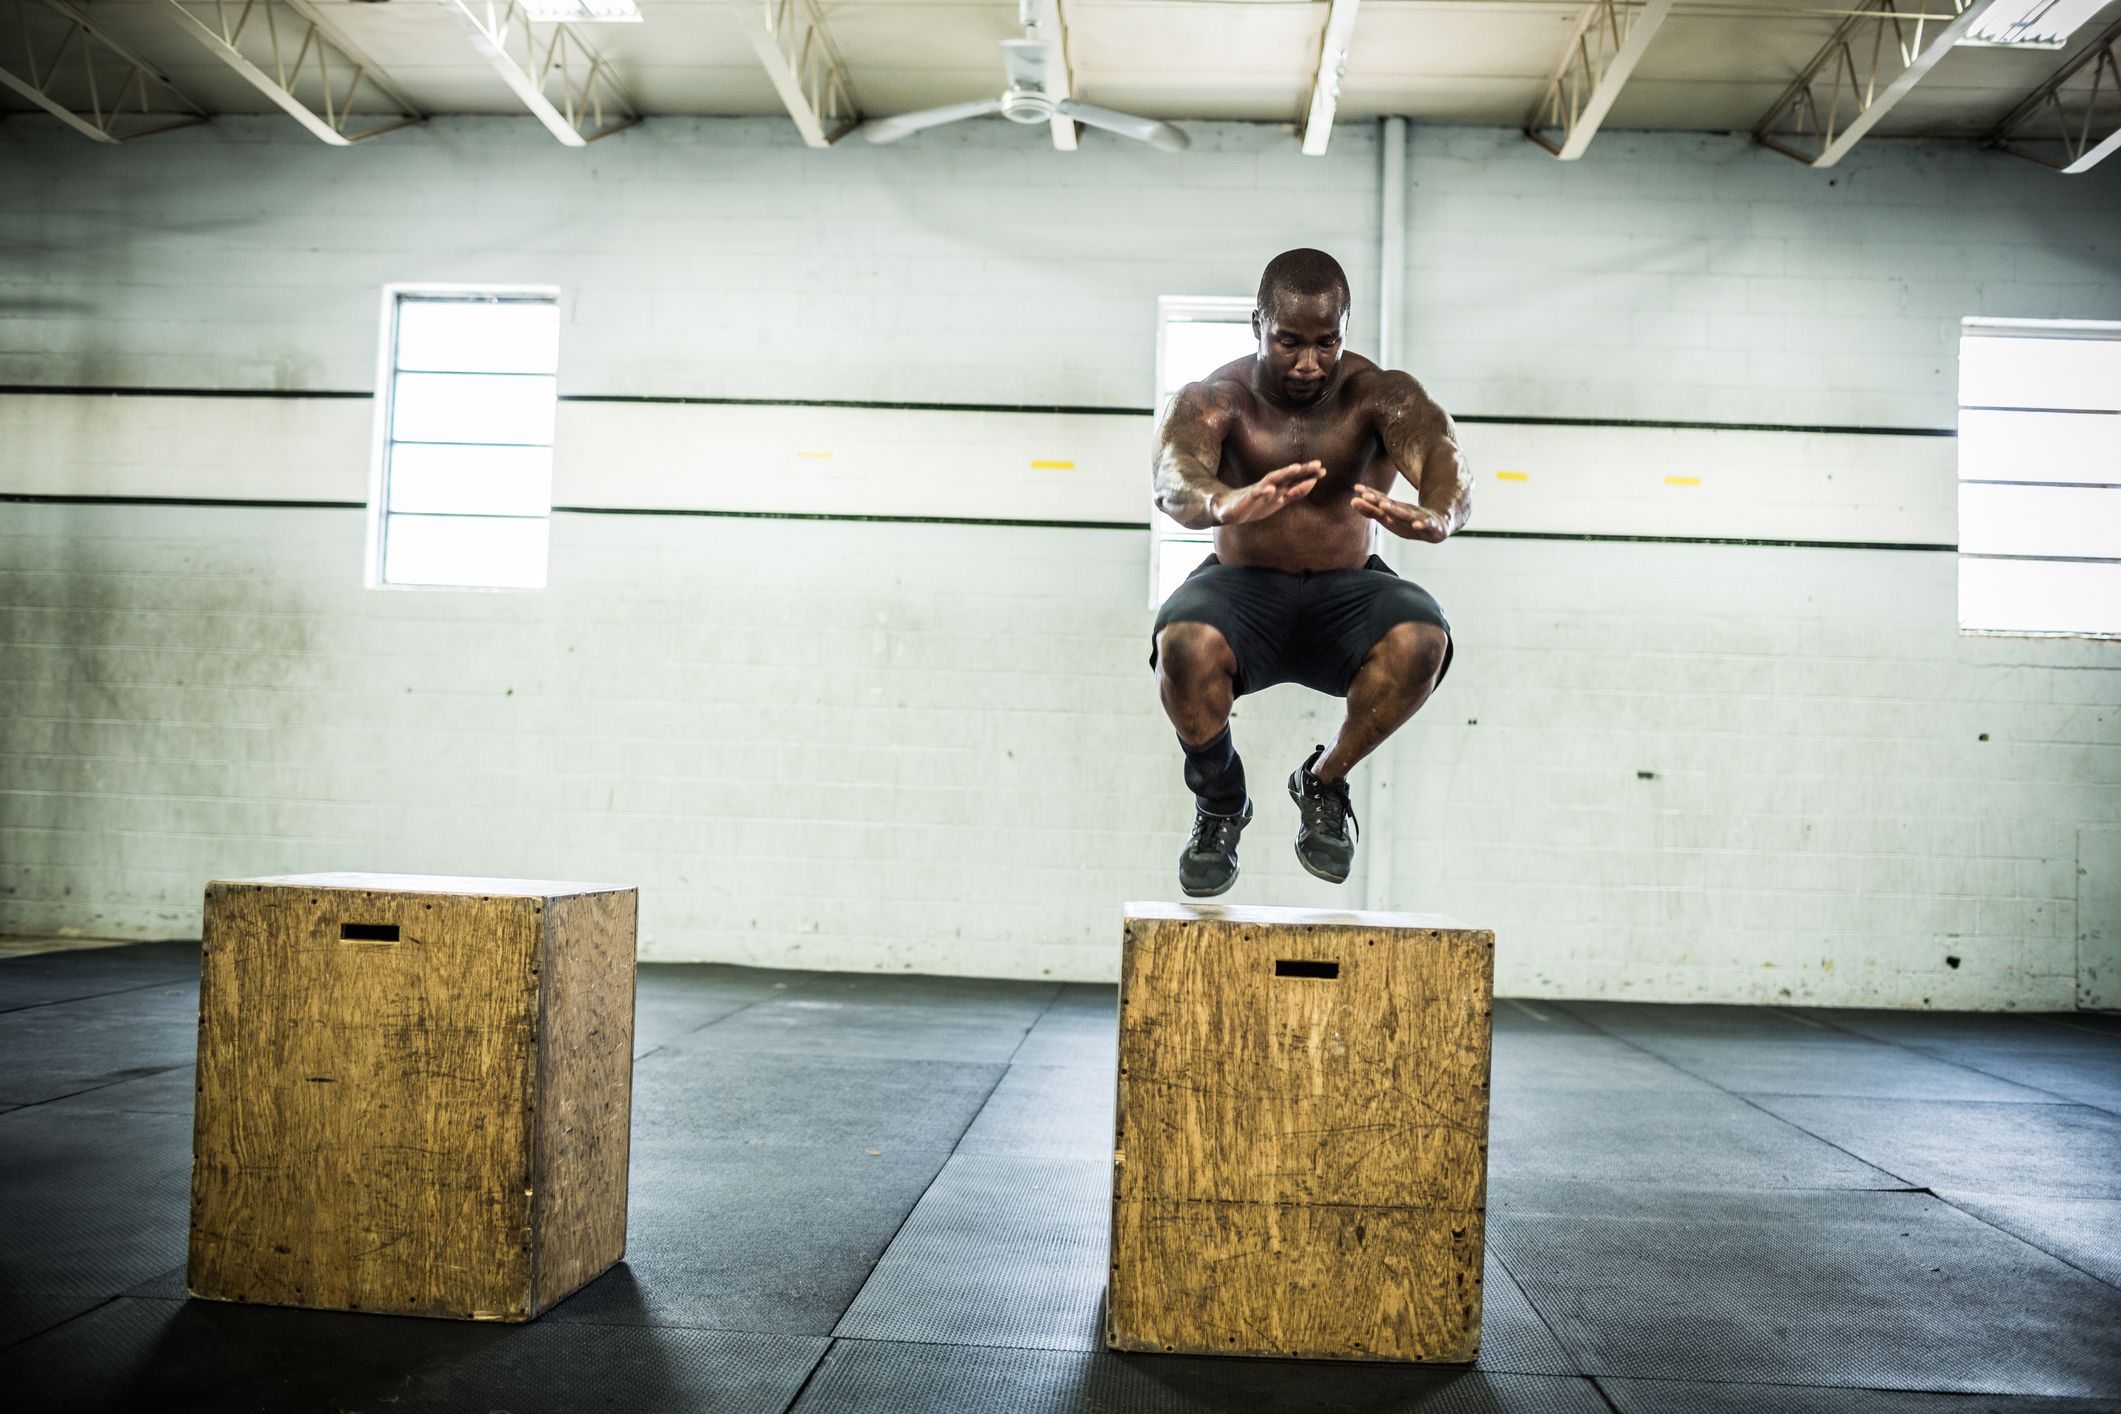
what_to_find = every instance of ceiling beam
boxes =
[0,0,207,142]
[1755,0,2000,167]
[437,0,639,147]
[1525,0,1675,159]
[728,0,859,148]
[159,0,421,145]
[1989,10,2121,174]
[1301,0,1361,156]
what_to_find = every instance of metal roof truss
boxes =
[1989,10,2121,173]
[0,0,206,142]
[160,0,422,144]
[1755,0,2000,167]
[438,0,639,146]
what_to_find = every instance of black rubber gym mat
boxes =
[791,1338,1614,1414]
[0,1107,190,1311]
[1487,1085,1898,1190]
[1748,1096,2121,1199]
[629,1048,1003,1153]
[834,1153,1110,1351]
[1560,1001,1846,1042]
[1490,999,1607,1037]
[1625,1035,2056,1103]
[1604,1376,2121,1413]
[544,1140,951,1336]
[0,990,200,1107]
[0,944,199,1015]
[0,1293,828,1414]
[0,1293,108,1355]
[1936,1192,2121,1289]
[954,1063,1114,1159]
[1893,1049,2121,1120]
[667,993,1052,1064]
[1487,1183,2121,1394]
[1488,1032,1720,1097]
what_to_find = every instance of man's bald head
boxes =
[1255,248,1351,323]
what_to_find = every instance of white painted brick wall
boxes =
[3,116,2118,1004]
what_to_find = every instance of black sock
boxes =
[1181,727,1247,816]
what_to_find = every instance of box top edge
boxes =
[212,873,635,897]
[1123,900,1487,932]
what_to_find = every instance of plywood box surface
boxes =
[1109,901,1495,1362]
[188,873,636,1321]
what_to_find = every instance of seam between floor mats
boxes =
[0,1294,125,1355]
[1543,1001,1924,1189]
[1583,1373,1625,1413]
[999,984,1070,1067]
[773,1337,842,1414]
[0,1062,193,1115]
[815,1005,1048,1341]
[1484,1239,1592,1384]
[0,974,196,1019]
[1919,1192,2121,1296]
[1803,1010,2115,1112]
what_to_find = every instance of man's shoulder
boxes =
[1175,364,1257,417]
[1340,357,1422,405]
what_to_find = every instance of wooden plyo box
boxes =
[1108,902,1495,1363]
[188,873,637,1322]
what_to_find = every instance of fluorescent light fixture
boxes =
[518,0,641,22]
[1959,0,2106,48]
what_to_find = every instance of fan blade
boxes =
[1055,99,1189,152]
[859,99,1005,144]
[1000,38,1050,92]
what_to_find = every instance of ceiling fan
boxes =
[858,0,1190,153]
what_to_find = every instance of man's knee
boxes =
[1157,621,1236,686]
[1375,622,1448,690]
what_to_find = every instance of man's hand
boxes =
[1351,484,1449,543]
[1212,461,1326,526]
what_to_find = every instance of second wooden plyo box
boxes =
[1108,902,1496,1362]
[188,873,637,1323]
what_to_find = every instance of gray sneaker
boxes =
[1287,746,1358,884]
[1178,797,1253,898]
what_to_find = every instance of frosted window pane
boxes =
[388,443,553,517]
[1959,409,2121,485]
[1960,557,2121,636]
[1959,483,2121,559]
[383,514,548,589]
[1162,321,1257,397]
[391,372,557,446]
[1960,336,2121,412]
[1158,538,1215,605]
[396,300,559,375]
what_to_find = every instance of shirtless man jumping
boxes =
[1151,248,1472,897]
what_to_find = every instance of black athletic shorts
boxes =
[1150,552,1453,699]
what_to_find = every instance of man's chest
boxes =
[1219,402,1387,491]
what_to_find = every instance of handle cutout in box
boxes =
[340,922,400,944]
[1274,959,1339,979]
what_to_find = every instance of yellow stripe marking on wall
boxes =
[1664,475,1700,486]
[1031,460,1075,470]
[797,451,833,459]
[1494,471,1528,482]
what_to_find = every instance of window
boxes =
[369,287,560,590]
[1957,319,2121,638]
[1151,297,1258,606]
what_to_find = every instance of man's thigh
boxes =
[1290,560,1454,697]
[1150,558,1302,698]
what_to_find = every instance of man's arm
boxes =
[1153,381,1326,530]
[1354,371,1472,544]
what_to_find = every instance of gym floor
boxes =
[2,942,2118,1413]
